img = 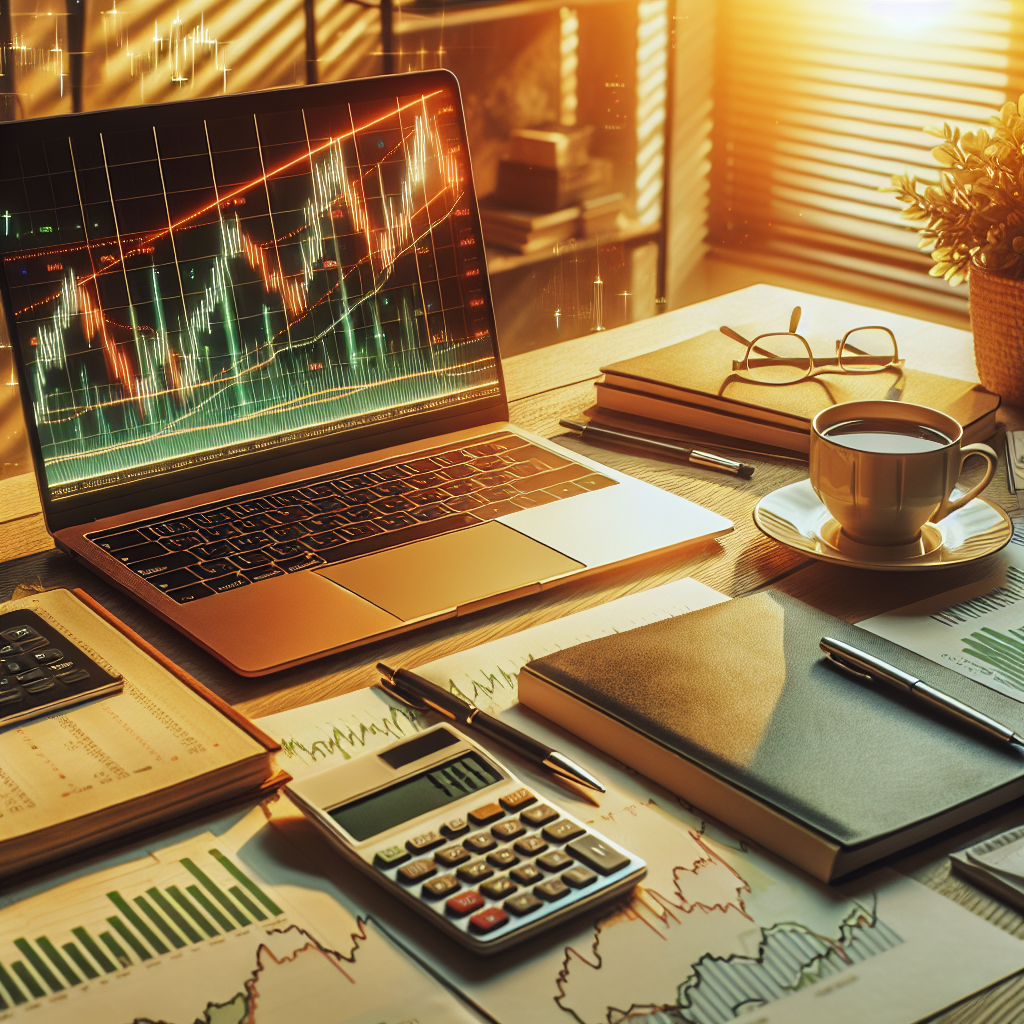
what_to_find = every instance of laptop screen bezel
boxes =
[0,69,510,533]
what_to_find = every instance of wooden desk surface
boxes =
[2,284,1023,1021]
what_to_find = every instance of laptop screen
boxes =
[0,72,503,515]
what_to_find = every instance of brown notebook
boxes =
[519,591,1024,882]
[0,588,288,880]
[596,330,1000,453]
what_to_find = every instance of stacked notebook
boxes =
[595,329,1001,453]
[1,588,287,879]
[519,591,1024,882]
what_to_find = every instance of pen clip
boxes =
[824,652,875,683]
[378,677,430,713]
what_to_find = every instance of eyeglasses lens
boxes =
[747,333,811,384]
[838,328,896,373]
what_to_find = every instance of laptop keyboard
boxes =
[86,433,616,605]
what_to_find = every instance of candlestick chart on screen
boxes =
[0,86,500,497]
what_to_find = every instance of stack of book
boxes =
[494,124,615,213]
[479,191,626,255]
[594,327,1000,454]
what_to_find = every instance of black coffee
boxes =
[821,417,952,454]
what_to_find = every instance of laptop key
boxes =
[371,496,414,513]
[337,504,375,522]
[268,506,311,524]
[242,565,285,583]
[192,510,236,526]
[373,466,407,480]
[299,483,340,499]
[268,541,308,559]
[193,541,237,559]
[192,558,236,579]
[441,480,482,496]
[199,524,240,540]
[265,524,309,541]
[406,472,446,488]
[236,514,277,531]
[344,488,377,505]
[149,568,201,592]
[277,553,325,573]
[371,481,413,497]
[376,512,417,530]
[166,582,215,603]
[406,487,448,505]
[304,531,342,550]
[163,533,204,551]
[336,473,380,490]
[118,542,169,564]
[410,504,451,522]
[131,551,200,578]
[150,519,196,537]
[232,533,270,552]
[208,574,250,594]
[338,522,382,540]
[95,529,149,552]
[230,551,273,570]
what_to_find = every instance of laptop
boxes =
[0,70,732,676]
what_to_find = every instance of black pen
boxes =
[559,418,755,479]
[377,662,606,793]
[820,637,1024,748]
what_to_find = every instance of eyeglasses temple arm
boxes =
[789,306,802,333]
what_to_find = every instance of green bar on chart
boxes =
[181,859,249,926]
[0,962,26,1005]
[73,929,116,974]
[167,886,218,938]
[99,931,132,968]
[148,888,201,943]
[13,939,62,992]
[106,892,168,955]
[134,895,185,949]
[107,917,151,962]
[228,886,266,921]
[185,885,234,932]
[61,944,98,980]
[36,937,80,986]
[11,961,45,1000]
[210,850,283,916]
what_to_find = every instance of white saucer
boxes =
[753,479,1014,571]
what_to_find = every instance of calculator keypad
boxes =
[369,787,642,945]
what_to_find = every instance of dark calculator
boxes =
[287,724,646,955]
[0,608,123,727]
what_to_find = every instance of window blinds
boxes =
[710,0,1024,316]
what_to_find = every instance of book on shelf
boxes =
[507,124,593,169]
[1,588,287,880]
[595,328,1000,453]
[519,591,1024,883]
[496,157,614,213]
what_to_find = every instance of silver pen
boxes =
[820,637,1024,748]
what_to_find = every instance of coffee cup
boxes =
[809,400,998,549]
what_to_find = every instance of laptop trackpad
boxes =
[315,521,584,621]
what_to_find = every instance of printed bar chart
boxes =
[0,849,280,1008]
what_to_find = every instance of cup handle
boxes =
[931,443,998,522]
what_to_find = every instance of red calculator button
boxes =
[446,891,485,917]
[470,906,509,933]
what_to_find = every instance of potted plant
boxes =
[886,95,1024,407]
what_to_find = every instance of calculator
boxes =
[286,724,646,954]
[0,608,123,727]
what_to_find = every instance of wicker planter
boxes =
[968,265,1024,409]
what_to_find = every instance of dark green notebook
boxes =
[518,590,1024,882]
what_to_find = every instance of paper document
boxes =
[0,590,264,839]
[256,578,1024,1024]
[257,577,729,779]
[0,810,480,1024]
[858,519,1024,702]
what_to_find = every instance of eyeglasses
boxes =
[720,306,902,386]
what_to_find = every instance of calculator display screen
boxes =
[329,752,504,841]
